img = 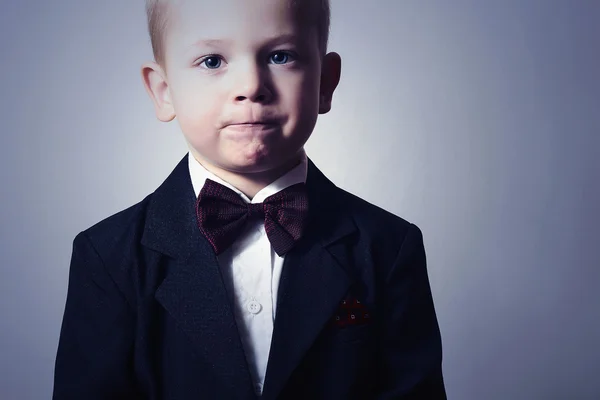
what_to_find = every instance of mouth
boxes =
[222,121,280,136]
[227,121,278,127]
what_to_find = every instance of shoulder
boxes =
[336,186,420,235]
[338,188,414,231]
[333,186,424,264]
[74,193,154,261]
[306,158,422,260]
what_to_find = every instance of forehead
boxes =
[166,0,317,49]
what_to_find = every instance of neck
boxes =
[192,151,304,200]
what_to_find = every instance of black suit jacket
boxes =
[53,154,446,400]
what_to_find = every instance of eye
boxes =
[269,51,295,65]
[198,56,223,69]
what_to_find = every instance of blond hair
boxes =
[145,0,331,66]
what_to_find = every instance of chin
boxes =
[225,151,300,174]
[225,157,277,173]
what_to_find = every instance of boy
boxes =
[53,0,446,398]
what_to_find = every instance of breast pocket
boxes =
[331,323,373,345]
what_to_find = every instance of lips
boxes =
[222,122,279,136]
[226,121,277,127]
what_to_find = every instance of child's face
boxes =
[144,0,340,174]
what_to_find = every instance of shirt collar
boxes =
[188,150,308,204]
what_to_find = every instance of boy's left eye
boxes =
[269,51,295,65]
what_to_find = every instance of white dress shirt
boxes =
[188,151,308,396]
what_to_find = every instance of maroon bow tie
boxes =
[196,179,309,256]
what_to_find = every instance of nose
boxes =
[231,61,272,104]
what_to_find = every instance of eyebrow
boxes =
[263,34,301,47]
[188,39,232,49]
[188,34,301,51]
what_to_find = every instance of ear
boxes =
[141,61,176,122]
[318,52,342,114]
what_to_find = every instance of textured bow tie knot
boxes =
[246,202,265,218]
[196,179,309,256]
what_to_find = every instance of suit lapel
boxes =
[141,154,255,398]
[261,158,358,400]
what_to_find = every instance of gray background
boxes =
[1,0,599,399]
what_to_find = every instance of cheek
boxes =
[290,76,320,129]
[281,73,320,117]
[172,88,221,143]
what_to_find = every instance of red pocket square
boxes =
[331,295,371,327]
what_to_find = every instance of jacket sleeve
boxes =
[376,224,447,399]
[53,232,140,399]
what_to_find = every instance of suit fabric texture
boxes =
[53,154,446,400]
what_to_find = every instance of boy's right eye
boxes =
[198,56,223,69]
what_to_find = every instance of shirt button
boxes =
[247,300,262,314]
[255,382,264,394]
